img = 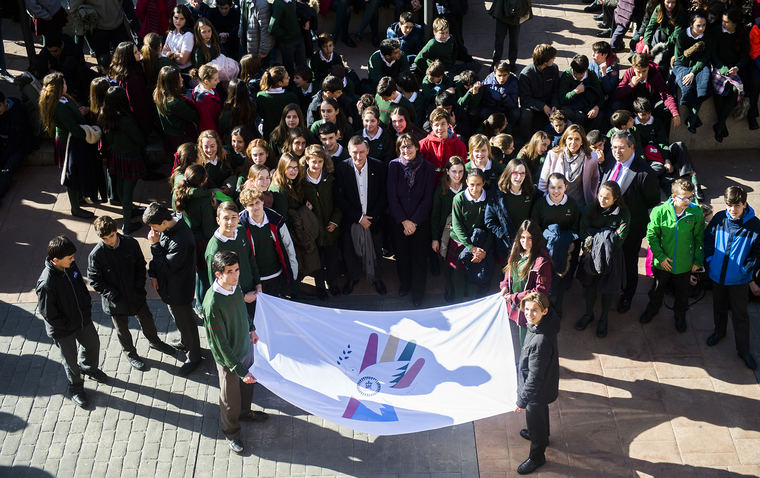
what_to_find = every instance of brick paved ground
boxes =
[2,0,760,476]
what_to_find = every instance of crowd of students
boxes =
[20,0,760,473]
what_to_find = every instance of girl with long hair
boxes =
[246,138,274,169]
[300,145,342,299]
[192,17,222,67]
[39,72,99,218]
[141,32,172,90]
[98,86,146,233]
[219,79,257,144]
[191,64,222,135]
[256,66,299,138]
[389,106,426,142]
[173,163,216,311]
[499,219,553,345]
[197,130,233,194]
[87,77,111,203]
[282,128,309,160]
[270,152,304,212]
[240,164,287,215]
[538,124,599,208]
[362,106,395,163]
[486,158,537,263]
[240,54,264,98]
[109,42,155,140]
[431,156,465,302]
[673,12,711,134]
[517,131,551,182]
[575,181,630,337]
[154,65,199,155]
[163,5,195,71]
[711,8,748,142]
[466,134,505,191]
[270,103,307,157]
[226,126,254,180]
[170,142,200,193]
[309,97,352,144]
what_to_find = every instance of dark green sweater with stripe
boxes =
[202,285,251,378]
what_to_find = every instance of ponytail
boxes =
[173,163,207,212]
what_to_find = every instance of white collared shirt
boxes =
[329,144,344,158]
[207,157,218,166]
[686,28,703,40]
[267,87,285,94]
[301,83,313,95]
[213,228,238,242]
[381,54,396,67]
[450,184,463,195]
[248,213,269,227]
[465,189,486,203]
[353,161,369,216]
[611,152,636,184]
[546,194,568,206]
[212,279,236,296]
[408,91,418,102]
[634,116,654,126]
[59,97,68,104]
[306,170,321,184]
[319,50,333,63]
[363,127,383,141]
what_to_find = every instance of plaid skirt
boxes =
[107,151,145,181]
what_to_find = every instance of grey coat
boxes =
[240,0,273,57]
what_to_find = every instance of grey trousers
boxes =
[54,322,101,389]
[217,343,255,440]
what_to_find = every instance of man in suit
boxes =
[334,135,388,295]
[603,130,660,313]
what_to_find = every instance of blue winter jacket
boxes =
[483,72,519,113]
[704,206,760,286]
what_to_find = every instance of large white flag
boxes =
[252,293,517,435]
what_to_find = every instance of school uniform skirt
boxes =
[55,135,100,198]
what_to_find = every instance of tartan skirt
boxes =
[107,151,146,182]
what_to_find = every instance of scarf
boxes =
[399,157,422,188]
[561,148,585,183]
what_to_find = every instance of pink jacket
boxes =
[499,250,553,327]
[538,148,599,207]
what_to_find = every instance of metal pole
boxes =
[423,0,433,37]
[16,0,37,69]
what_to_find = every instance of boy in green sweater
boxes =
[203,250,269,455]
[205,202,261,327]
[640,178,704,332]
[414,17,458,73]
[268,0,305,76]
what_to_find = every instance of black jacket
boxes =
[87,234,148,316]
[518,63,560,112]
[601,156,659,239]
[35,260,93,339]
[517,309,560,408]
[147,216,196,306]
[306,89,357,129]
[333,157,388,234]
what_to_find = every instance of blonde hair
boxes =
[467,134,492,164]
[302,144,334,174]
[39,72,74,136]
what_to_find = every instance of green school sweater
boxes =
[157,97,199,137]
[674,27,710,73]
[103,114,146,155]
[450,191,492,251]
[504,190,534,228]
[268,0,300,43]
[375,93,416,127]
[580,203,630,242]
[205,227,261,291]
[531,195,580,232]
[414,36,457,71]
[54,99,87,141]
[204,160,233,190]
[202,285,251,378]
[632,119,670,162]
[431,184,459,240]
[365,127,395,163]
[465,161,505,191]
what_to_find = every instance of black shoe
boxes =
[596,28,612,37]
[70,389,89,409]
[149,341,177,355]
[593,13,605,20]
[342,279,359,295]
[675,317,687,333]
[574,314,594,331]
[239,410,270,422]
[342,35,357,48]
[381,247,393,258]
[329,285,341,297]
[71,208,95,219]
[584,1,602,12]
[519,428,531,441]
[749,117,759,130]
[596,318,608,338]
[639,309,653,324]
[694,116,703,128]
[398,287,410,297]
[127,354,146,371]
[131,206,146,218]
[170,339,188,352]
[122,221,143,235]
[517,457,546,474]
[713,124,724,143]
[617,296,632,314]
[316,288,328,301]
[373,280,387,296]
[739,352,757,370]
[228,438,244,454]
[706,332,724,346]
[178,359,202,376]
[81,367,108,383]
[597,22,610,29]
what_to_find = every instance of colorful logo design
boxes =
[339,333,425,422]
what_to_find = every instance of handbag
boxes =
[207,54,240,82]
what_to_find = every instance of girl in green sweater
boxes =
[431,156,465,302]
[98,86,146,234]
[449,168,493,300]
[198,130,234,196]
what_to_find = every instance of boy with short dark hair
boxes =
[558,54,603,129]
[292,67,314,113]
[454,69,484,125]
[482,61,519,124]
[396,71,425,123]
[309,33,344,88]
[318,122,349,161]
[88,216,176,372]
[386,11,425,60]
[36,235,107,408]
[306,75,350,127]
[589,41,620,99]
[375,76,416,126]
[544,110,571,147]
[640,179,704,332]
[368,38,410,87]
[704,186,760,370]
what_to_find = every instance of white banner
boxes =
[252,293,517,435]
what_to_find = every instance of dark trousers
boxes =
[167,303,201,363]
[393,221,430,302]
[647,268,691,320]
[342,226,383,283]
[492,21,520,68]
[314,244,340,291]
[712,282,750,356]
[277,40,307,79]
[525,402,550,461]
[217,343,254,440]
[745,64,760,120]
[649,141,696,192]
[0,151,23,199]
[54,322,101,389]
[110,300,162,356]
[518,108,550,144]
[621,233,644,300]
[87,25,131,58]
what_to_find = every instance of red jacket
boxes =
[418,131,467,179]
[499,249,552,327]
[192,86,222,135]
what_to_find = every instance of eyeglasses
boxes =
[675,195,694,202]
[286,166,299,171]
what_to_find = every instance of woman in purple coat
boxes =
[387,133,436,307]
